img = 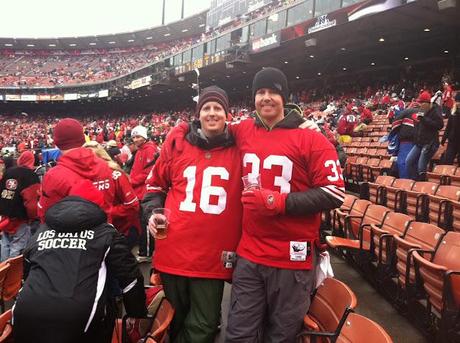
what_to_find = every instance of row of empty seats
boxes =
[323,194,460,342]
[364,176,460,231]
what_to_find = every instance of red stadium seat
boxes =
[383,179,415,212]
[0,255,23,312]
[428,185,460,229]
[336,313,393,343]
[0,310,12,342]
[404,182,438,221]
[393,222,444,297]
[426,165,457,185]
[413,231,460,342]
[301,278,357,342]
[331,194,359,236]
[366,175,395,205]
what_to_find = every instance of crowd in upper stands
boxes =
[0,0,299,87]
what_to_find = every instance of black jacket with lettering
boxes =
[13,196,147,343]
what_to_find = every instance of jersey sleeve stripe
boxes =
[320,186,345,202]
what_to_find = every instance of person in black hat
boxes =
[441,92,460,164]
[225,67,345,342]
[142,86,243,342]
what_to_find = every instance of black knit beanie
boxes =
[196,86,229,116]
[252,67,289,103]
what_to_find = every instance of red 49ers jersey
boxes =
[145,140,242,280]
[231,119,344,270]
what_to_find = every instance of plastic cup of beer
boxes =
[153,208,171,240]
[242,174,261,191]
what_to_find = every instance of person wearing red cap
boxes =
[38,118,116,220]
[0,150,40,261]
[142,86,242,342]
[13,180,147,343]
[406,91,444,180]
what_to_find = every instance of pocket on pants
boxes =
[294,270,314,292]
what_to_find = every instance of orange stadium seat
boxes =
[413,232,460,342]
[0,255,23,312]
[0,310,12,342]
[383,178,415,212]
[428,185,460,229]
[393,222,445,303]
[426,164,457,185]
[331,194,359,236]
[326,204,390,269]
[301,278,357,343]
[145,298,175,343]
[336,313,393,343]
[370,212,412,273]
[404,182,438,221]
[365,175,395,205]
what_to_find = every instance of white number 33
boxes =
[324,160,343,182]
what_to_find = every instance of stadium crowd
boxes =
[0,67,457,342]
[0,0,299,87]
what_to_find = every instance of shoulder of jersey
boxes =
[229,117,254,126]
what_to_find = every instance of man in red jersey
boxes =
[225,67,345,342]
[142,86,242,343]
[38,118,116,220]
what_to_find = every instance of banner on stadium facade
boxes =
[5,94,20,101]
[126,75,152,90]
[251,32,280,53]
[88,92,98,98]
[20,94,37,101]
[38,95,51,101]
[50,94,64,101]
[307,14,337,34]
[0,95,3,101]
[281,8,348,42]
[64,93,78,101]
[98,89,109,98]
[174,52,226,76]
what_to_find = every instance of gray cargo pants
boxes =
[225,256,315,343]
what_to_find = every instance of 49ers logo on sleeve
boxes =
[5,179,18,190]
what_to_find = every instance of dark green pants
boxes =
[160,273,224,343]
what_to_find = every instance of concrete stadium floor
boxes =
[140,252,428,343]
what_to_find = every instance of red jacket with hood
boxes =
[38,147,115,221]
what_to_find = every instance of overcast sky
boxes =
[0,0,211,38]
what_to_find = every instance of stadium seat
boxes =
[349,156,369,182]
[0,309,12,342]
[413,232,460,342]
[301,278,357,342]
[393,222,445,300]
[370,212,412,272]
[336,312,393,343]
[145,298,175,343]
[428,185,460,229]
[331,194,359,236]
[360,157,381,182]
[0,255,23,312]
[405,182,438,221]
[327,204,389,252]
[383,179,415,212]
[365,175,395,205]
[448,168,460,187]
[426,165,457,185]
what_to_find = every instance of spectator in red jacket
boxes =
[84,141,141,247]
[0,151,40,261]
[129,125,158,260]
[38,118,116,221]
[442,82,454,116]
